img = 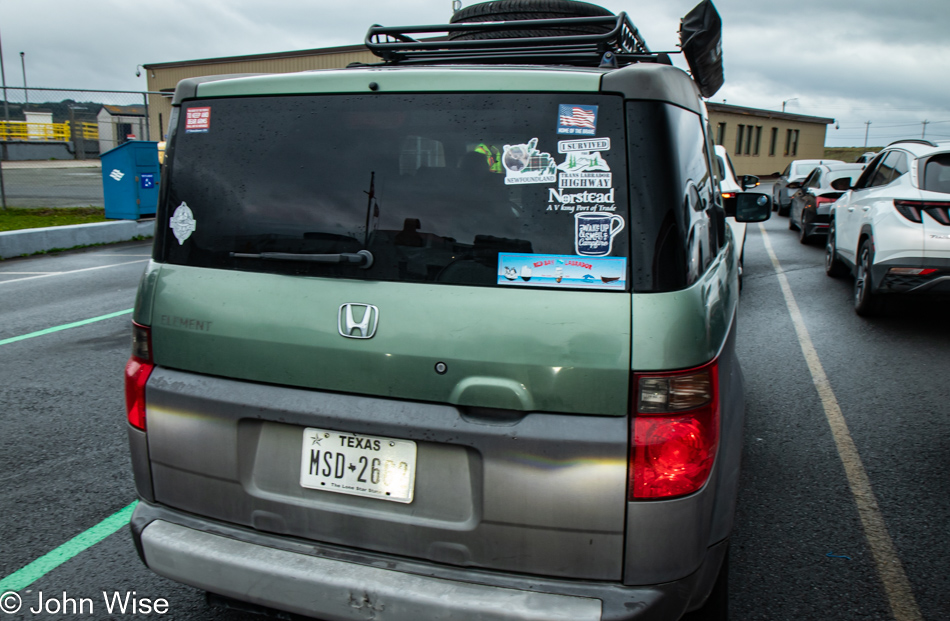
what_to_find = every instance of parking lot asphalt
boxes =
[0,215,947,620]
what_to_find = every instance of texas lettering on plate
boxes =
[300,428,417,503]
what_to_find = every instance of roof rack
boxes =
[887,138,938,148]
[364,13,663,69]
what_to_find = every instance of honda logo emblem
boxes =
[338,304,379,339]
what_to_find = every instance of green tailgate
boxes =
[149,266,631,416]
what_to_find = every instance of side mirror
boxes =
[724,192,772,222]
[830,178,852,191]
[772,171,781,177]
[786,181,803,189]
[741,174,759,190]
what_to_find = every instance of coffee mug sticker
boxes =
[575,212,624,256]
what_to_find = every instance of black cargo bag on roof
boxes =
[680,0,724,98]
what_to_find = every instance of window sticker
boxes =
[498,253,626,290]
[557,150,611,189]
[502,138,557,185]
[185,107,211,133]
[169,202,197,245]
[557,105,598,136]
[575,212,624,256]
[558,138,610,153]
[547,188,616,213]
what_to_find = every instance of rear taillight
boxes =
[894,200,950,224]
[721,191,736,199]
[631,360,719,500]
[888,267,939,276]
[124,322,154,431]
[894,200,923,223]
[815,196,837,208]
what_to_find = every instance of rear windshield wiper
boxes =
[230,249,374,269]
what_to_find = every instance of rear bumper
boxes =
[873,257,950,294]
[131,502,727,621]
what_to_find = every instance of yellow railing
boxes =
[0,120,99,141]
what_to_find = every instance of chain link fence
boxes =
[0,87,161,210]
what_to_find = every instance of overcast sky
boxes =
[1,0,947,147]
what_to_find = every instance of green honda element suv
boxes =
[125,1,771,619]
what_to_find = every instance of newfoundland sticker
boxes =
[497,253,626,290]
[502,138,557,185]
[558,138,610,153]
[185,107,211,133]
[557,104,598,136]
[575,212,624,256]
[169,202,197,245]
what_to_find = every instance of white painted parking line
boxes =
[0,272,58,275]
[0,260,147,285]
[759,223,923,621]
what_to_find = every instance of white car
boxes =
[773,158,844,216]
[825,139,950,314]
[715,145,758,284]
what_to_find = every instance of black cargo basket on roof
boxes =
[364,12,661,69]
[363,0,723,96]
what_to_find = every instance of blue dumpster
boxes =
[100,141,160,220]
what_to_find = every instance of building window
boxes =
[791,129,800,156]
[745,126,754,155]
[784,129,792,156]
[716,122,726,146]
[736,125,745,155]
[754,126,762,156]
[769,127,778,156]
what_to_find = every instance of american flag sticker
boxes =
[557,104,598,136]
[185,107,211,133]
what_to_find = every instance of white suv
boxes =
[825,139,950,314]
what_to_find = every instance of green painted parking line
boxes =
[0,501,137,592]
[0,309,132,347]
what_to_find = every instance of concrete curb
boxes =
[0,219,155,259]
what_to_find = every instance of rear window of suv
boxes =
[923,154,950,194]
[158,93,628,290]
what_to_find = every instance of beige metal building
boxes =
[144,46,833,177]
[707,103,834,177]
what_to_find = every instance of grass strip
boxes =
[0,207,107,232]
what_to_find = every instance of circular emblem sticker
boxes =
[169,202,196,245]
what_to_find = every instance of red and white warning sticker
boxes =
[185,107,211,133]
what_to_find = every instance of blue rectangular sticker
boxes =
[140,173,155,189]
[557,104,598,136]
[498,253,626,290]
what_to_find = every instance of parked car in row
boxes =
[125,2,774,620]
[825,139,950,314]
[715,145,759,284]
[787,163,865,243]
[772,158,844,216]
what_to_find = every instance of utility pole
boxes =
[922,120,930,139]
[782,97,798,113]
[864,121,871,149]
[19,51,27,110]
[0,27,9,122]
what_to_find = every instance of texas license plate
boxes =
[300,428,417,503]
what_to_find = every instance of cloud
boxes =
[0,0,947,146]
